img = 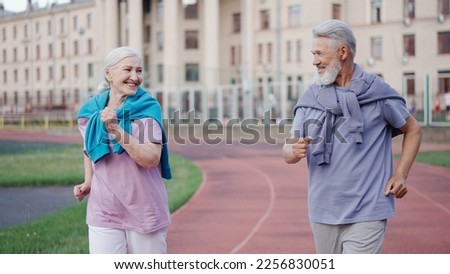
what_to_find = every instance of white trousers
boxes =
[310,220,387,254]
[88,225,168,254]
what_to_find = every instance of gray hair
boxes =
[312,19,356,57]
[97,46,142,92]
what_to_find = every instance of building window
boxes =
[2,49,6,62]
[438,70,450,93]
[87,13,92,29]
[48,44,53,58]
[184,2,198,19]
[61,65,65,80]
[258,43,263,64]
[25,68,29,82]
[438,31,450,54]
[371,36,382,59]
[3,71,6,84]
[404,0,415,19]
[88,63,94,78]
[185,30,199,49]
[74,89,80,103]
[49,66,53,81]
[185,63,199,82]
[37,90,41,104]
[87,39,93,54]
[13,48,17,62]
[144,0,151,14]
[439,0,450,15]
[2,27,5,41]
[3,92,7,105]
[24,24,28,39]
[47,20,52,36]
[13,26,16,39]
[36,45,40,60]
[73,16,78,31]
[157,64,164,83]
[404,72,415,95]
[145,25,151,43]
[267,42,272,63]
[403,34,415,56]
[233,13,241,33]
[289,5,301,27]
[371,0,382,23]
[231,46,236,66]
[260,10,270,30]
[36,67,41,82]
[296,40,302,62]
[60,18,65,34]
[61,89,66,104]
[332,4,342,20]
[14,69,18,83]
[74,40,79,56]
[157,0,164,23]
[74,64,79,79]
[48,90,54,105]
[286,41,292,62]
[25,91,31,105]
[61,41,65,57]
[35,22,39,35]
[157,32,164,51]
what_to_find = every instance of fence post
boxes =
[20,116,25,129]
[424,74,430,127]
[44,116,49,130]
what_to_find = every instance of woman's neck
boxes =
[107,91,127,109]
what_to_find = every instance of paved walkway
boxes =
[1,129,450,253]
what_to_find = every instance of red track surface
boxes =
[1,129,449,254]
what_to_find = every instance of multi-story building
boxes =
[1,0,449,125]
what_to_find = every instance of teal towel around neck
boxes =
[77,87,172,179]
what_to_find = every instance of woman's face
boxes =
[105,56,143,97]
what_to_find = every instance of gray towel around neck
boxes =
[293,64,405,165]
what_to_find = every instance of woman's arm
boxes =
[73,154,93,201]
[109,124,162,169]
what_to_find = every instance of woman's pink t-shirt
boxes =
[78,118,171,234]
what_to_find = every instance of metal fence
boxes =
[1,76,450,129]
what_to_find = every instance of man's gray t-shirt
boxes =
[292,91,410,225]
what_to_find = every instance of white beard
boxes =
[316,57,342,86]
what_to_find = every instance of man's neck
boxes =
[335,62,355,87]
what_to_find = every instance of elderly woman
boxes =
[73,47,171,254]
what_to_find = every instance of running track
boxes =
[1,129,449,253]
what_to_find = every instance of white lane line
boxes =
[229,159,276,254]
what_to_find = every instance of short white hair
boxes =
[97,47,142,92]
[312,19,357,57]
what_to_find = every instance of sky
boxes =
[1,0,70,12]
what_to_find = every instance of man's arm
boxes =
[384,115,422,198]
[283,136,311,164]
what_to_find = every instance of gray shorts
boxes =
[310,220,387,254]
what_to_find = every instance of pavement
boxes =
[1,129,450,254]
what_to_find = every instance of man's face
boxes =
[311,37,342,86]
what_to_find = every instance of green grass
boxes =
[412,150,450,169]
[393,150,450,169]
[0,141,202,253]
[0,142,84,187]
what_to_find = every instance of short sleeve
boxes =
[382,98,410,129]
[291,107,306,138]
[132,118,162,144]
[77,118,89,150]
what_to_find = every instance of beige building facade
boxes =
[1,0,450,125]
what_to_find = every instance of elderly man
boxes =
[283,19,421,254]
